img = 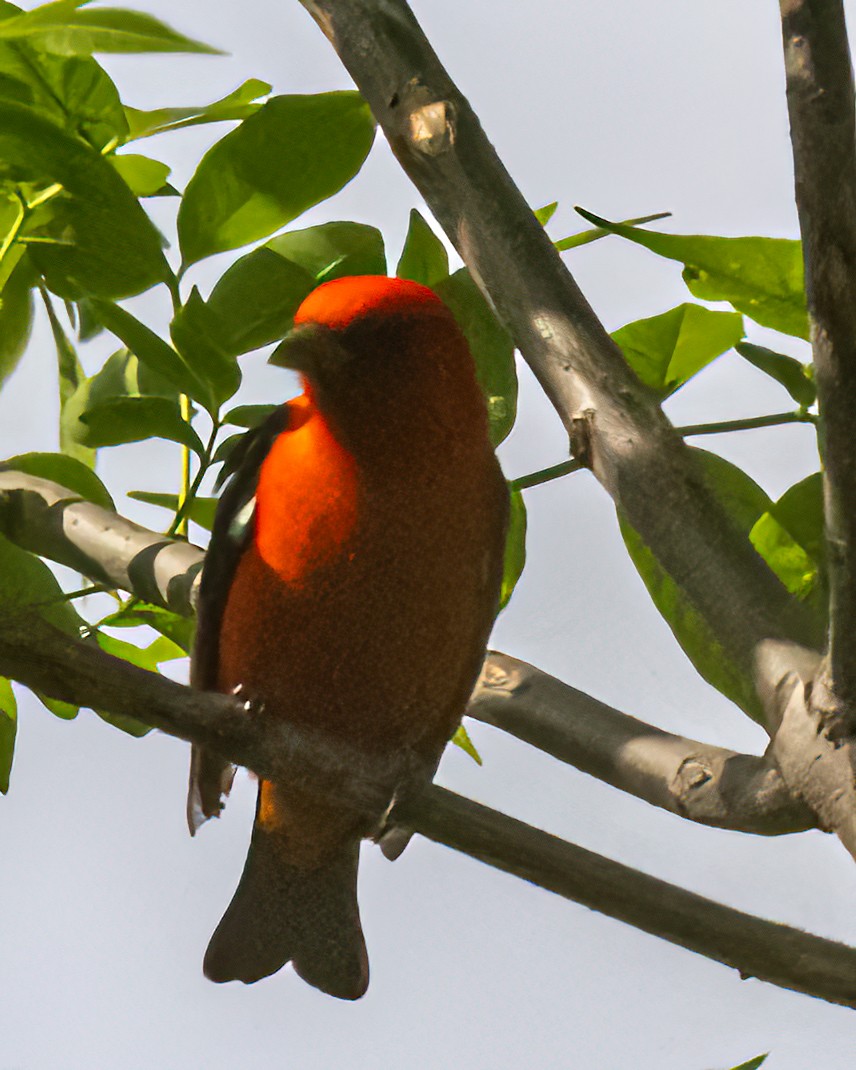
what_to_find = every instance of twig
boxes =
[780,0,856,708]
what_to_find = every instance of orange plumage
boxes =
[190,275,508,999]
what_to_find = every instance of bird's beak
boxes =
[269,323,354,378]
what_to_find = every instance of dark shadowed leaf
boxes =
[170,287,241,410]
[128,490,217,531]
[0,3,220,55]
[91,298,211,406]
[206,221,385,355]
[78,395,204,454]
[109,153,174,197]
[223,403,278,428]
[736,342,815,407]
[396,208,449,286]
[620,450,773,720]
[98,601,194,652]
[1,451,113,508]
[0,100,168,298]
[612,303,744,397]
[500,487,526,611]
[0,676,16,793]
[434,269,517,445]
[576,209,808,339]
[124,78,270,140]
[178,92,376,267]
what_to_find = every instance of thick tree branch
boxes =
[0,613,853,1010]
[780,0,856,709]
[295,0,856,865]
[0,472,814,838]
[298,0,817,680]
[470,654,816,835]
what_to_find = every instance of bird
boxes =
[188,274,509,1000]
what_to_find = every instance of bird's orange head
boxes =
[270,275,490,463]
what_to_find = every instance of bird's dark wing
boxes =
[187,404,293,835]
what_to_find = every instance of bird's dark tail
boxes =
[203,817,368,1000]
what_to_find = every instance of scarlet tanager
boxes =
[189,274,508,1000]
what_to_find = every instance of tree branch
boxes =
[0,471,814,838]
[469,653,817,835]
[297,0,817,681]
[0,611,853,1010]
[780,0,856,709]
[396,785,856,1011]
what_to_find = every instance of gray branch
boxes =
[0,610,853,1010]
[470,653,816,835]
[0,470,813,838]
[780,0,856,709]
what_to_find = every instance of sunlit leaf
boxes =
[576,208,807,339]
[612,303,744,397]
[451,723,483,765]
[434,269,517,446]
[533,201,558,226]
[555,210,671,252]
[124,78,270,140]
[736,342,815,407]
[727,1056,768,1070]
[396,208,449,286]
[109,153,174,197]
[178,92,376,267]
[98,601,194,652]
[0,247,34,386]
[0,451,113,508]
[0,2,220,55]
[500,487,526,611]
[0,676,16,793]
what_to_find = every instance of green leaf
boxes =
[127,490,217,531]
[500,487,526,611]
[178,92,376,267]
[206,221,385,355]
[736,342,816,407]
[0,100,168,298]
[611,303,744,397]
[555,210,671,252]
[451,723,483,765]
[42,287,95,466]
[750,473,826,620]
[727,1056,768,1070]
[91,298,211,406]
[533,201,558,226]
[0,450,113,508]
[170,287,241,409]
[576,208,807,339]
[0,247,34,386]
[0,12,128,150]
[620,450,774,720]
[0,531,83,636]
[91,629,185,736]
[78,395,204,454]
[0,3,220,55]
[124,78,271,141]
[396,208,449,286]
[98,601,194,652]
[223,403,278,428]
[434,269,517,445]
[0,675,17,793]
[109,153,174,197]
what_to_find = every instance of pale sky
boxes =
[2,2,856,1067]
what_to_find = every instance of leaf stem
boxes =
[168,416,220,539]
[509,458,582,492]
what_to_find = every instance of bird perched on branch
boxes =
[189,274,508,1000]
